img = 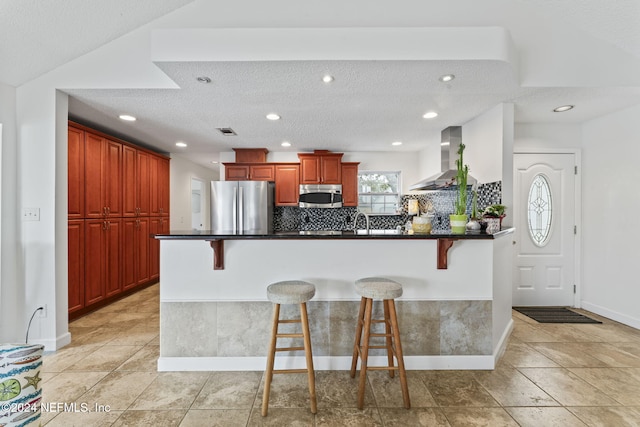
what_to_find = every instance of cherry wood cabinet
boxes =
[149,217,169,280]
[68,127,85,219]
[341,162,360,207]
[84,133,122,218]
[298,152,343,184]
[224,163,275,181]
[68,121,170,318]
[84,219,121,305]
[68,220,85,314]
[274,164,300,206]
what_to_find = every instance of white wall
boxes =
[0,83,19,343]
[514,123,582,150]
[170,154,219,231]
[579,104,640,328]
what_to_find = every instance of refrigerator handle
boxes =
[238,185,244,233]
[233,186,238,233]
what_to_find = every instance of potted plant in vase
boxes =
[449,143,469,234]
[482,204,506,234]
[466,187,482,232]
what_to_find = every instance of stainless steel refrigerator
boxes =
[210,181,274,234]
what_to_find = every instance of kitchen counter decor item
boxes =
[482,204,506,234]
[449,143,470,234]
[412,214,432,234]
[466,187,482,232]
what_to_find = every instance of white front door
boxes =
[513,153,577,306]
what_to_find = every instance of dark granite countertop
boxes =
[154,228,515,240]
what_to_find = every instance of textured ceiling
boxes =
[3,0,640,172]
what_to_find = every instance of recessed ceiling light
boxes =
[322,75,334,83]
[439,74,455,82]
[423,112,438,119]
[266,113,281,121]
[391,141,403,146]
[119,114,136,121]
[210,161,219,164]
[175,142,187,148]
[196,76,212,83]
[553,105,574,112]
[281,141,292,147]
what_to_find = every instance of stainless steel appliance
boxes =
[211,181,274,234]
[299,184,343,208]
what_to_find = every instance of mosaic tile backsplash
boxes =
[273,181,502,232]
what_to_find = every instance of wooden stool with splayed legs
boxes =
[350,277,410,410]
[262,280,317,417]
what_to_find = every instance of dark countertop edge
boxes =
[154,227,515,241]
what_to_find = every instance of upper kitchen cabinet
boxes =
[224,163,275,181]
[274,164,300,206]
[341,162,360,207]
[68,126,85,219]
[84,132,122,218]
[150,156,170,216]
[298,151,343,184]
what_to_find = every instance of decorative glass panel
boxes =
[527,174,553,247]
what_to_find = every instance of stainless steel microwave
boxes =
[299,184,343,208]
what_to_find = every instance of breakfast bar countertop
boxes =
[154,228,514,240]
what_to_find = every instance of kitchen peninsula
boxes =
[154,229,514,372]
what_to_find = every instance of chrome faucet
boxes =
[353,211,370,234]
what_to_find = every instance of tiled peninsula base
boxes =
[160,299,497,371]
[155,230,515,372]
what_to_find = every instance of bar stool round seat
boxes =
[351,276,410,410]
[267,280,316,304]
[355,277,403,300]
[262,280,317,417]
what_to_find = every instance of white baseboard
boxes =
[581,301,640,329]
[493,319,514,361]
[158,354,498,372]
[32,332,71,352]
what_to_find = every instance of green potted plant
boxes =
[466,187,482,232]
[449,143,469,234]
[482,204,506,234]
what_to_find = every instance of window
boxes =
[527,174,553,247]
[357,171,401,214]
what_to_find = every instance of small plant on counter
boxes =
[470,187,479,219]
[482,204,506,218]
[454,143,469,215]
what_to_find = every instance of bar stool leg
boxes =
[262,303,280,417]
[357,297,373,410]
[388,299,410,409]
[350,297,367,377]
[300,302,317,414]
[383,299,395,378]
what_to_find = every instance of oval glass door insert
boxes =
[527,174,553,246]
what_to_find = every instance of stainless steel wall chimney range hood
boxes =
[409,126,477,191]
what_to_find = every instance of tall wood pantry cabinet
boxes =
[67,121,170,319]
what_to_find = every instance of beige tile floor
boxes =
[40,283,640,426]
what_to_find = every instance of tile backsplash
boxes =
[274,181,502,232]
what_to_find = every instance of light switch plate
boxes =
[23,207,40,221]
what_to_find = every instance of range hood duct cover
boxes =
[409,126,477,191]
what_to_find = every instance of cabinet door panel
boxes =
[84,133,105,218]
[68,220,85,313]
[122,218,138,291]
[149,217,161,280]
[299,156,320,184]
[159,158,170,216]
[136,217,150,285]
[225,165,250,180]
[275,164,300,206]
[68,127,85,219]
[341,163,359,206]
[105,219,122,297]
[104,140,122,217]
[149,155,161,216]
[321,155,342,184]
[84,220,105,305]
[136,152,151,216]
[250,164,275,181]
[122,146,137,217]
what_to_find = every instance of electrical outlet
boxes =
[23,207,40,221]
[38,305,47,318]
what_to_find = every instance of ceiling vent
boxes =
[217,127,237,136]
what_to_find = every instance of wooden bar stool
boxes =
[350,277,410,410]
[262,280,317,417]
